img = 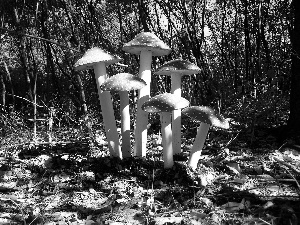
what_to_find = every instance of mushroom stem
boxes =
[171,74,182,155]
[160,112,174,168]
[134,50,152,157]
[188,123,210,170]
[119,91,131,158]
[94,62,122,158]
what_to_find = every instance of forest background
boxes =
[0,0,300,141]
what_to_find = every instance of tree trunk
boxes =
[3,62,15,110]
[138,0,150,32]
[243,0,251,96]
[0,72,5,108]
[13,7,33,102]
[17,31,33,102]
[41,1,61,99]
[287,0,300,135]
[75,73,87,114]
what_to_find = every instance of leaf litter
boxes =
[0,126,300,225]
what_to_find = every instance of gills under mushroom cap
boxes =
[142,93,190,113]
[155,59,201,75]
[122,32,171,56]
[182,106,229,129]
[74,47,121,71]
[100,73,147,92]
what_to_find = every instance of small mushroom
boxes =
[142,93,189,168]
[100,73,147,158]
[182,106,229,170]
[123,32,171,157]
[155,59,201,155]
[74,47,122,158]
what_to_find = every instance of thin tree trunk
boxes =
[255,0,262,99]
[40,1,61,99]
[221,1,227,83]
[12,7,33,102]
[0,72,5,108]
[243,0,251,96]
[75,73,87,114]
[138,0,150,32]
[287,0,300,134]
[15,26,33,101]
[234,0,238,91]
[3,61,15,108]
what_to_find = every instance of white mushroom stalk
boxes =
[74,47,122,158]
[94,64,121,158]
[182,106,229,170]
[119,91,131,157]
[155,59,201,155]
[123,32,171,157]
[171,74,182,155]
[100,73,146,158]
[142,93,189,169]
[160,112,174,168]
[134,50,152,157]
[187,122,210,170]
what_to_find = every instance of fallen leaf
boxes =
[263,201,274,209]
[231,177,246,184]
[154,217,183,225]
[226,162,241,174]
[190,211,207,219]
[189,219,203,225]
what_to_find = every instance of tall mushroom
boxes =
[100,73,147,158]
[182,106,229,170]
[74,47,122,158]
[123,32,171,157]
[155,59,201,155]
[142,93,189,168]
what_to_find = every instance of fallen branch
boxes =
[6,94,44,108]
[0,27,80,52]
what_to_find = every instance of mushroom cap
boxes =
[100,73,147,92]
[155,59,201,75]
[142,93,190,113]
[182,106,229,129]
[74,47,121,71]
[122,32,171,56]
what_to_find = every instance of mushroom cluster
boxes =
[74,32,230,171]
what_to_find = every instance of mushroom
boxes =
[155,59,201,155]
[100,73,147,158]
[142,93,189,168]
[123,32,171,157]
[182,106,229,170]
[74,47,122,158]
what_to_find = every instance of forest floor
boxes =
[0,120,300,225]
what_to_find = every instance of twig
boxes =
[285,168,300,192]
[0,197,27,225]
[225,131,240,148]
[273,157,300,174]
[258,217,272,225]
[115,62,128,67]
[6,94,44,108]
[1,27,129,67]
[0,27,80,52]
[277,142,287,151]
